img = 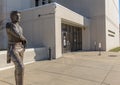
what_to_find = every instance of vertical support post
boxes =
[49,47,52,60]
[98,43,101,56]
[94,41,96,51]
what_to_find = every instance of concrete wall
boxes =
[0,0,2,18]
[1,0,32,22]
[90,16,106,51]
[0,0,3,49]
[88,0,106,51]
[82,18,90,51]
[6,0,31,12]
[105,0,119,50]
[0,48,48,70]
[21,4,56,58]
[0,0,3,35]
[0,0,8,50]
[56,0,105,18]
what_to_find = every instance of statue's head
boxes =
[10,11,21,23]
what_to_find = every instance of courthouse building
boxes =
[0,0,119,58]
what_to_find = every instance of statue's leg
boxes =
[11,49,24,85]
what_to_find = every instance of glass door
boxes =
[62,23,82,53]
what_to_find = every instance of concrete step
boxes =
[0,48,48,70]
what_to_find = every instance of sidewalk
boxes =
[0,52,120,85]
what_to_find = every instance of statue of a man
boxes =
[6,11,27,85]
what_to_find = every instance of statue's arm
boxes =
[6,23,26,41]
[21,34,27,48]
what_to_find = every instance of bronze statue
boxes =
[6,11,27,85]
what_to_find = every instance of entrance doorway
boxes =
[62,23,82,53]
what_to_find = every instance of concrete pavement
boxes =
[0,52,120,85]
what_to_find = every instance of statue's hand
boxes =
[22,39,27,48]
[7,54,11,64]
[7,46,12,64]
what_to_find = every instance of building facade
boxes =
[0,0,119,58]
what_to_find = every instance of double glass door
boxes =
[62,23,82,53]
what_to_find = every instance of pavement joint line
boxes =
[0,79,14,85]
[37,69,102,84]
[102,82,111,85]
[55,58,113,70]
[0,61,35,71]
[62,57,112,62]
[53,61,111,71]
[100,62,116,85]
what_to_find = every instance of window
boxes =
[42,0,53,5]
[48,0,52,3]
[35,0,53,6]
[42,0,46,5]
[35,0,39,6]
